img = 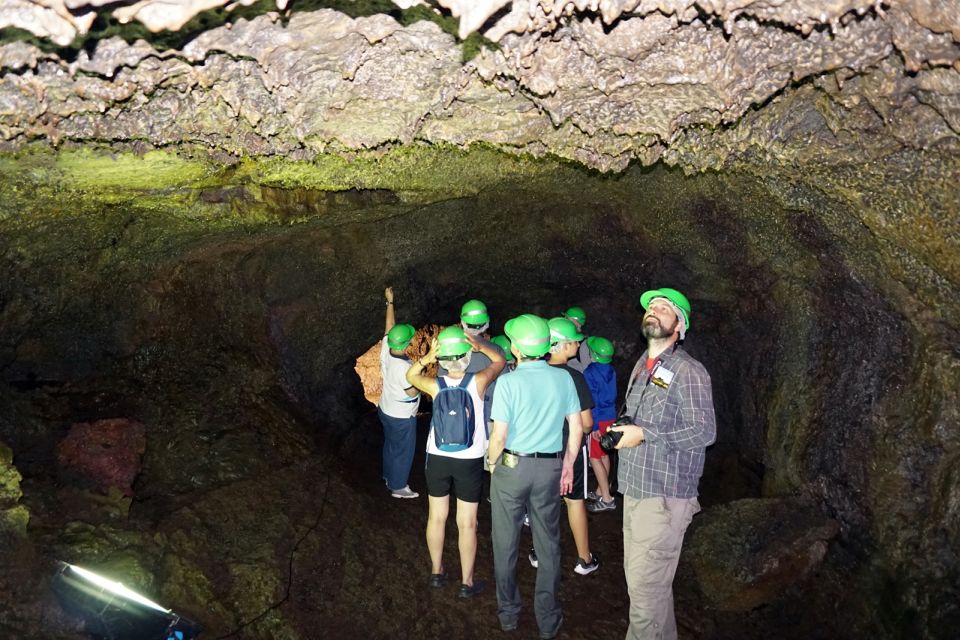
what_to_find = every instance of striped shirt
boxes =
[618,345,716,499]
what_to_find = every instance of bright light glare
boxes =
[68,564,171,613]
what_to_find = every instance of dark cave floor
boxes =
[324,409,847,640]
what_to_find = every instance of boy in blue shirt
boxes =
[584,336,618,512]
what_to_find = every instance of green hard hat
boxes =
[460,299,489,326]
[436,325,471,358]
[490,335,514,362]
[564,306,587,326]
[640,288,691,330]
[387,323,416,350]
[504,314,551,358]
[587,336,615,364]
[548,316,584,344]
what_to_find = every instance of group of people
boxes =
[376,287,716,640]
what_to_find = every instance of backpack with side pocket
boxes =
[431,373,476,452]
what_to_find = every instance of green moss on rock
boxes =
[0,442,22,508]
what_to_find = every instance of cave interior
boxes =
[0,1,958,639]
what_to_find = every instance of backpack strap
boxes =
[437,376,448,390]
[459,372,475,388]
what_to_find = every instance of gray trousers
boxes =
[490,457,563,636]
[623,496,700,640]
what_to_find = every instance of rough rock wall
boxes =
[1,3,956,169]
[0,3,954,315]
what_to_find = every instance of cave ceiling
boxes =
[0,0,957,172]
[1,1,957,326]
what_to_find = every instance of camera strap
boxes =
[621,344,678,420]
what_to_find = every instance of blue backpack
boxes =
[432,373,475,452]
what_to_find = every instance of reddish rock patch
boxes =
[56,418,147,496]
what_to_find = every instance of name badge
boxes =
[502,452,519,469]
[651,365,675,389]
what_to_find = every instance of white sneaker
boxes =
[391,486,419,499]
[574,553,600,576]
[522,513,531,527]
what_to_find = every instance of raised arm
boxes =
[466,333,505,396]
[383,286,395,335]
[406,338,441,399]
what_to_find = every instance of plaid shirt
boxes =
[618,345,716,499]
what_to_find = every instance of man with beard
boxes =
[607,288,716,640]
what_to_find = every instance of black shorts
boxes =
[425,453,484,503]
[561,440,588,500]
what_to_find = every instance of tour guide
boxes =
[608,288,717,640]
[487,314,584,639]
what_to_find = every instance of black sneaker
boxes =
[574,552,600,576]
[458,580,484,599]
[587,497,617,513]
[528,547,538,568]
[428,572,447,588]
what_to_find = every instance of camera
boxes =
[599,415,633,452]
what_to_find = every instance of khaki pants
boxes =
[622,496,700,640]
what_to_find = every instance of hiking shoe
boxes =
[574,553,600,575]
[458,580,484,599]
[587,498,617,512]
[528,547,538,568]
[586,491,600,502]
[391,486,419,499]
[428,572,447,588]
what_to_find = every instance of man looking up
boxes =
[487,314,583,640]
[608,288,716,640]
[378,286,421,499]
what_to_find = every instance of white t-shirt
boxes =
[426,374,486,459]
[378,337,420,419]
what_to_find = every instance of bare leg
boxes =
[455,498,479,586]
[590,455,614,502]
[427,495,450,574]
[564,497,591,562]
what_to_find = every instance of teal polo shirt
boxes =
[490,360,580,454]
